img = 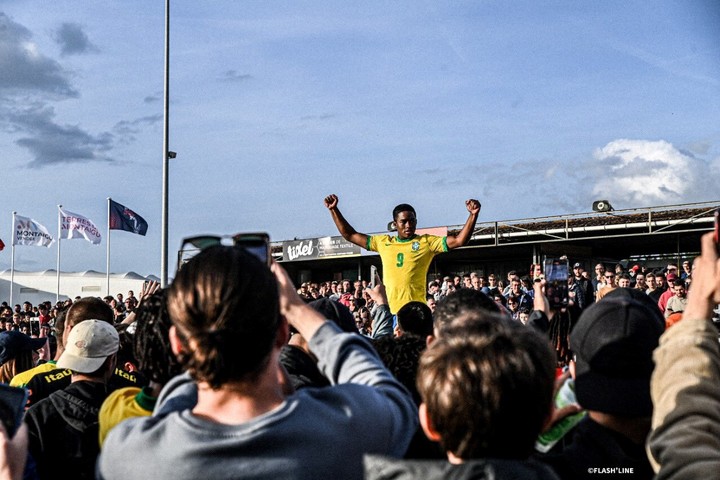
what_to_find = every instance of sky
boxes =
[1,0,719,277]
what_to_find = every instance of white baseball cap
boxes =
[58,320,119,373]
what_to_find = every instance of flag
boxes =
[59,208,102,245]
[109,199,148,236]
[0,238,4,251]
[13,215,54,247]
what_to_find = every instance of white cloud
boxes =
[589,139,715,207]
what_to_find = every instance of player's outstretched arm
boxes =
[324,194,369,248]
[446,199,481,249]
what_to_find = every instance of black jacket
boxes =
[364,454,560,480]
[537,417,654,480]
[24,380,111,480]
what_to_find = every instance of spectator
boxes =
[98,291,186,446]
[97,244,416,480]
[36,303,51,326]
[664,279,688,318]
[679,259,692,280]
[572,263,593,307]
[0,330,46,384]
[432,288,500,341]
[518,307,531,325]
[426,296,437,314]
[657,272,678,314]
[646,272,663,304]
[538,296,663,479]
[592,263,606,298]
[505,295,519,318]
[10,309,66,390]
[648,233,720,477]
[617,273,632,288]
[484,273,500,297]
[365,311,558,479]
[279,296,357,391]
[395,301,433,340]
[634,272,647,291]
[504,276,532,311]
[595,271,617,301]
[21,298,144,408]
[25,320,120,480]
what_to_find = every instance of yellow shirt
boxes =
[98,386,156,447]
[367,234,447,313]
[10,361,57,388]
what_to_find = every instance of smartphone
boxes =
[370,265,378,288]
[0,385,28,438]
[233,233,270,265]
[544,258,569,309]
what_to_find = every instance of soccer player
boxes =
[323,194,481,313]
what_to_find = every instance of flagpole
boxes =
[10,212,16,307]
[107,197,111,296]
[160,0,171,288]
[56,205,62,303]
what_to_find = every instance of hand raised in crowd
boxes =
[121,280,161,325]
[139,280,161,304]
[541,370,582,435]
[0,423,28,480]
[465,198,481,215]
[323,194,339,210]
[364,278,388,307]
[271,261,326,341]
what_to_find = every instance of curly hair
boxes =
[167,245,280,388]
[132,290,182,385]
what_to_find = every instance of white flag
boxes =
[13,215,54,247]
[59,208,101,245]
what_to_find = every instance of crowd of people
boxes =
[0,234,719,479]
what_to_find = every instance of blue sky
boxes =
[1,0,719,276]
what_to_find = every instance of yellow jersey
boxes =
[367,234,447,313]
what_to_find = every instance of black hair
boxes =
[392,203,416,220]
[396,301,434,338]
[133,290,183,385]
[434,289,501,336]
[306,297,357,333]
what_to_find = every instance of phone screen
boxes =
[543,259,569,309]
[234,233,270,265]
[0,385,28,437]
[244,244,268,264]
[544,259,569,282]
[370,265,378,288]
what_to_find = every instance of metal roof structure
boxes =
[272,200,719,282]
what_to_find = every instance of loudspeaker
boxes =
[592,200,613,212]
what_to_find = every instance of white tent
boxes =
[0,269,156,307]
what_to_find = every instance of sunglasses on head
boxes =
[177,233,270,271]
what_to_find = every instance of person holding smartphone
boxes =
[324,194,481,314]
[647,232,720,477]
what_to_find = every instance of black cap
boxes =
[308,297,357,333]
[0,331,46,365]
[570,297,664,416]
